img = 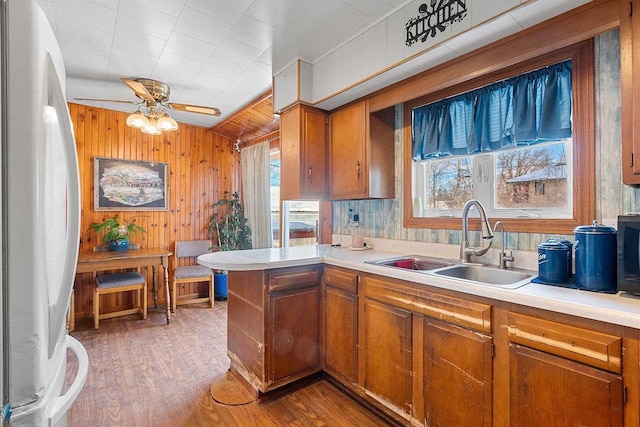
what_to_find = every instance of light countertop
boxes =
[198,242,640,329]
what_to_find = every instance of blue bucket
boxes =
[214,273,228,300]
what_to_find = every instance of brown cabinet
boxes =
[508,312,624,425]
[280,104,328,199]
[329,101,395,200]
[424,319,493,427]
[227,265,322,394]
[323,266,358,384]
[362,297,413,413]
[510,344,623,425]
[621,0,640,185]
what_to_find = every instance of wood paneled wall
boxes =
[70,103,240,319]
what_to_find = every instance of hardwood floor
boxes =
[66,302,389,426]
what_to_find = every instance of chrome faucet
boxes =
[460,199,494,263]
[493,221,514,269]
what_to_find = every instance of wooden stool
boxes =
[94,271,147,329]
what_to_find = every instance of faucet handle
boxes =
[500,251,515,269]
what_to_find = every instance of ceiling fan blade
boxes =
[168,103,221,116]
[74,97,140,105]
[121,78,155,102]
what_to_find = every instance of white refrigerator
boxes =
[1,0,88,425]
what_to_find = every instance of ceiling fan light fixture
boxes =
[156,114,178,131]
[126,111,149,128]
[141,119,161,135]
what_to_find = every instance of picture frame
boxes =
[93,157,169,211]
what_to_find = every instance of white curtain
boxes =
[240,141,273,249]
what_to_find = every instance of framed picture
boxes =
[93,157,169,211]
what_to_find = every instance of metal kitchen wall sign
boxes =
[406,0,468,46]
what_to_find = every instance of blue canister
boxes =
[554,236,573,277]
[538,238,570,283]
[574,221,617,292]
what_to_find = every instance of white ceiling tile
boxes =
[201,56,247,80]
[186,0,253,25]
[188,71,233,96]
[246,0,314,30]
[226,14,278,51]
[156,51,204,76]
[116,1,177,40]
[174,7,232,45]
[165,32,217,61]
[88,0,120,10]
[344,0,394,18]
[239,61,272,86]
[257,48,273,67]
[112,24,166,58]
[55,19,113,53]
[212,38,263,67]
[107,48,157,79]
[150,67,192,90]
[52,0,117,33]
[128,0,187,17]
[58,41,111,77]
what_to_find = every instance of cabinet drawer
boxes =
[324,267,357,293]
[268,266,321,292]
[507,312,622,373]
[362,276,491,333]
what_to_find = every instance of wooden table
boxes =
[76,248,173,325]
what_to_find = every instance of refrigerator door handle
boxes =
[48,336,88,426]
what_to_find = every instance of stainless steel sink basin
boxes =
[432,264,534,289]
[366,255,456,271]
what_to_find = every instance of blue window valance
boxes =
[412,60,572,161]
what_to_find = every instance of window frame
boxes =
[403,40,594,235]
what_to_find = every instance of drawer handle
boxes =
[308,165,312,181]
[356,161,361,178]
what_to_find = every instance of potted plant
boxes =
[208,191,252,252]
[87,214,146,251]
[208,191,252,299]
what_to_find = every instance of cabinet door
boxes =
[330,101,367,199]
[324,285,358,383]
[424,319,492,427]
[510,343,623,426]
[363,298,412,413]
[301,107,328,197]
[621,0,640,185]
[280,105,328,199]
[268,285,321,386]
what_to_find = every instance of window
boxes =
[413,140,572,219]
[403,41,594,234]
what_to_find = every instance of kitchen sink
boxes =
[366,255,534,289]
[365,255,456,271]
[432,264,535,289]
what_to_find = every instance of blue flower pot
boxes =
[109,239,129,251]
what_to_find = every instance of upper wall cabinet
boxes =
[329,100,395,200]
[621,0,640,185]
[280,104,329,200]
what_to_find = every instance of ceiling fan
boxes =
[75,78,221,134]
